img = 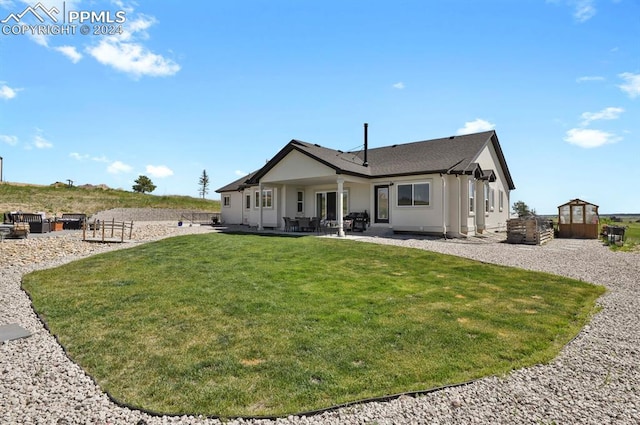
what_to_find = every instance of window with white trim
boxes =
[222,195,231,207]
[499,190,504,212]
[484,183,490,213]
[297,191,304,214]
[245,194,251,209]
[254,189,273,208]
[490,188,495,212]
[469,180,475,213]
[397,182,430,206]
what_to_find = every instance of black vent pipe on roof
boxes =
[363,123,369,167]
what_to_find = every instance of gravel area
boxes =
[1,219,639,424]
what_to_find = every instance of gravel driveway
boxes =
[1,223,638,424]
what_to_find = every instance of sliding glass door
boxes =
[316,191,348,220]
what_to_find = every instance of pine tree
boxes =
[132,175,156,193]
[198,170,210,199]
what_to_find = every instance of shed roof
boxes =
[557,198,599,208]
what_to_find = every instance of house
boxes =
[216,128,515,237]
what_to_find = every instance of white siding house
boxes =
[216,130,515,237]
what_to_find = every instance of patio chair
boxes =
[310,217,320,233]
[298,217,310,232]
[283,217,292,232]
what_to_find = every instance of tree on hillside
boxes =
[132,175,156,194]
[198,169,210,199]
[512,200,536,217]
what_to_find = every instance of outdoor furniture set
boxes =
[282,212,370,234]
[1,212,88,238]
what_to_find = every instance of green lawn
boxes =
[22,233,605,417]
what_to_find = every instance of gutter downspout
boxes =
[457,175,461,237]
[258,182,263,231]
[441,174,447,239]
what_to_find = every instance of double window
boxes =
[397,182,430,207]
[254,189,273,209]
[222,195,231,207]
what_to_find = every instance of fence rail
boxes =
[180,212,221,225]
[82,218,133,243]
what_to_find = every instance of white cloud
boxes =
[0,134,19,145]
[108,160,133,174]
[9,1,179,78]
[110,0,135,14]
[456,119,496,135]
[576,75,604,83]
[0,83,19,99]
[548,0,596,23]
[580,107,624,126]
[235,170,248,177]
[86,15,180,78]
[618,72,640,98]
[564,128,621,148]
[392,82,405,90]
[92,155,110,163]
[69,152,88,160]
[573,0,596,22]
[70,152,112,163]
[54,45,82,63]
[33,134,53,149]
[28,32,50,47]
[146,164,173,178]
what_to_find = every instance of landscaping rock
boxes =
[1,219,639,424]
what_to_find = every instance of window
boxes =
[254,189,273,208]
[222,195,231,207]
[397,182,430,207]
[560,205,570,224]
[572,205,584,224]
[469,180,475,213]
[484,184,490,213]
[490,188,495,212]
[499,190,504,212]
[297,191,304,214]
[245,194,251,209]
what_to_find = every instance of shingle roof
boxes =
[215,171,258,193]
[217,130,515,192]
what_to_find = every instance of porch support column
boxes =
[441,174,447,238]
[280,184,287,230]
[337,177,345,237]
[258,182,263,231]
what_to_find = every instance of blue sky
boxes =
[1,0,638,214]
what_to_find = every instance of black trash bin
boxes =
[607,225,626,245]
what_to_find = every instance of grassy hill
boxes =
[0,182,220,217]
